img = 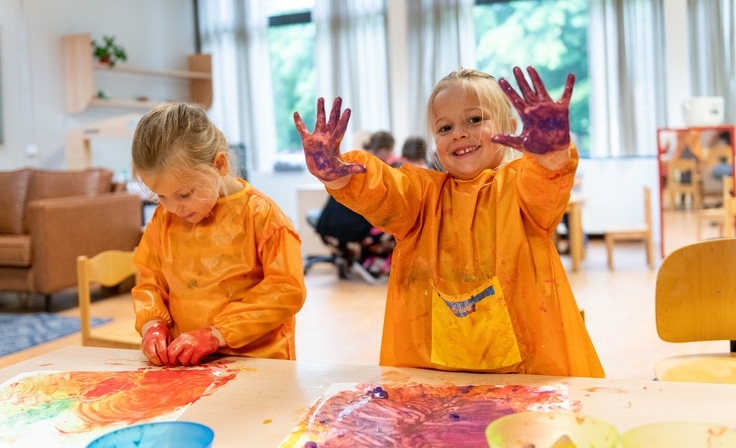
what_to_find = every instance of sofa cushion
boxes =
[0,234,31,267]
[0,169,31,234]
[92,168,115,193]
[24,168,113,232]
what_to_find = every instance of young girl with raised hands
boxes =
[131,102,306,367]
[293,66,604,377]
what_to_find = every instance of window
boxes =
[268,2,316,156]
[203,0,601,171]
[473,0,590,156]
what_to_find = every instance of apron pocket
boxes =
[430,277,522,371]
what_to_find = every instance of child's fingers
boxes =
[144,341,167,366]
[498,77,525,114]
[526,66,550,100]
[334,107,352,142]
[143,348,162,366]
[559,73,575,105]
[176,347,195,366]
[314,97,326,131]
[156,344,169,366]
[311,162,366,183]
[491,134,523,150]
[166,340,184,365]
[512,66,537,101]
[340,162,368,176]
[326,97,343,133]
[293,112,309,136]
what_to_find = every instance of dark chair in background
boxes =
[229,143,248,181]
[302,208,349,277]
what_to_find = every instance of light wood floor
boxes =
[1,209,729,381]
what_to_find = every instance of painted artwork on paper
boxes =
[279,382,569,447]
[0,365,237,447]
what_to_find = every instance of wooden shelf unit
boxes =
[62,33,212,113]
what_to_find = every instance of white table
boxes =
[2,346,736,447]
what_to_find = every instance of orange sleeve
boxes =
[132,205,173,334]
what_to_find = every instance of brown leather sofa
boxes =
[0,167,143,311]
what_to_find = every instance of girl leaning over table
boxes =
[130,102,306,367]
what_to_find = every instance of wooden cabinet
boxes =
[62,33,212,113]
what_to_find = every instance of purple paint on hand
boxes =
[491,66,575,155]
[293,97,367,182]
[304,441,318,448]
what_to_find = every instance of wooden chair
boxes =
[664,158,702,210]
[654,238,736,383]
[725,195,736,238]
[696,175,733,240]
[604,186,655,270]
[77,250,141,349]
[700,143,732,207]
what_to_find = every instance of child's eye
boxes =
[437,125,451,133]
[468,116,483,124]
[178,192,192,199]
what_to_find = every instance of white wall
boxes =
[578,158,659,236]
[0,0,195,171]
[0,0,693,244]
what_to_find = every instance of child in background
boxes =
[131,102,306,367]
[314,132,398,283]
[293,66,604,377]
[364,130,402,168]
[400,136,430,168]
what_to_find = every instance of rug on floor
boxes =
[0,313,113,357]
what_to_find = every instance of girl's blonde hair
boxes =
[131,102,235,193]
[426,68,520,171]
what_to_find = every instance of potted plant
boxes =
[91,35,128,67]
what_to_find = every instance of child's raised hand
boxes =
[294,97,367,183]
[492,66,574,155]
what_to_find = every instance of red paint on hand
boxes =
[167,327,221,367]
[142,321,171,367]
[492,66,575,155]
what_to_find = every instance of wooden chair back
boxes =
[643,185,653,235]
[604,186,654,270]
[695,175,733,240]
[77,250,141,349]
[725,195,736,238]
[655,238,736,343]
[724,176,736,238]
[664,158,702,210]
[641,186,655,265]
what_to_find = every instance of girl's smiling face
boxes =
[431,85,506,180]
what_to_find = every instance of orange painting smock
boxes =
[330,146,604,377]
[133,179,306,360]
